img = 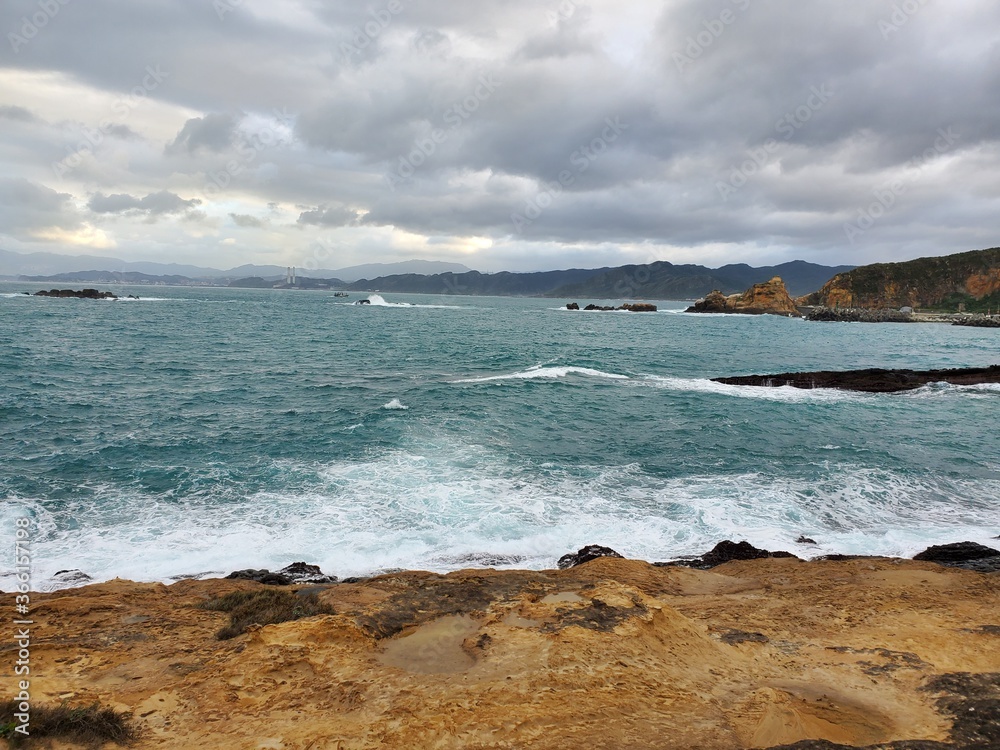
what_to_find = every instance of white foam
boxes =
[453,365,630,384]
[635,375,863,402]
[356,294,461,309]
[382,398,409,410]
[4,442,997,590]
[112,296,178,302]
[902,381,1000,399]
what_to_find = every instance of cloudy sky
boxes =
[1,0,998,273]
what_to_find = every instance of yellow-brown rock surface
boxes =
[798,247,1000,309]
[688,277,801,317]
[5,557,1000,749]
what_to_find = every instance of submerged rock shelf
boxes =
[713,365,1000,393]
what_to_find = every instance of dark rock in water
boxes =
[355,299,371,305]
[51,569,93,585]
[806,307,915,323]
[796,536,818,545]
[279,562,338,584]
[713,365,1000,393]
[34,288,117,300]
[658,540,799,570]
[440,553,526,567]
[702,540,781,567]
[225,563,337,585]
[913,542,1000,564]
[569,302,658,312]
[953,316,1000,328]
[225,568,293,585]
[952,557,1000,573]
[557,545,624,569]
[912,543,1000,572]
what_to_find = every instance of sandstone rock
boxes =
[620,303,658,312]
[12,558,1000,749]
[800,246,1000,310]
[686,277,800,317]
[557,545,624,569]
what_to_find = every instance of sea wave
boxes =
[634,375,864,402]
[453,365,630,384]
[3,447,997,591]
[351,294,462,309]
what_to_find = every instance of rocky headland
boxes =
[713,365,1000,393]
[686,277,801,317]
[6,541,999,750]
[799,246,1000,312]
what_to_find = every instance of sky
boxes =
[1,0,998,274]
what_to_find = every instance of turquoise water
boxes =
[1,283,998,588]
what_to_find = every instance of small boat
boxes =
[333,292,349,297]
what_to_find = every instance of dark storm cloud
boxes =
[230,213,266,228]
[0,105,37,122]
[166,114,239,155]
[0,178,80,234]
[88,190,202,216]
[297,205,360,227]
[0,0,997,268]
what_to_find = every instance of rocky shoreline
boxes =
[9,539,998,749]
[713,365,1000,393]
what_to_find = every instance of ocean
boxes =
[2,283,998,590]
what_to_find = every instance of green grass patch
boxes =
[200,589,334,640]
[0,700,138,747]
[926,291,1000,313]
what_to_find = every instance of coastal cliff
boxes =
[687,277,801,317]
[799,247,1000,311]
[7,556,999,749]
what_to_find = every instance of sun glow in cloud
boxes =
[33,224,117,249]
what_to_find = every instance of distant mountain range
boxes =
[331,260,855,299]
[7,245,855,300]
[0,248,470,282]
